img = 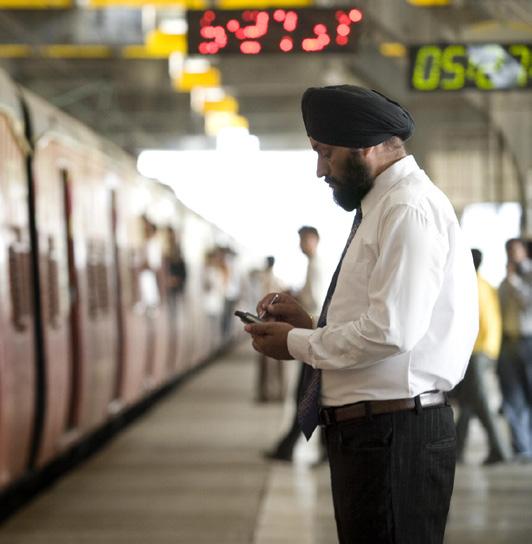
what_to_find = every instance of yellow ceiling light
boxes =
[145,29,187,56]
[190,86,226,113]
[0,45,32,57]
[0,0,71,6]
[407,0,451,6]
[379,42,406,58]
[204,111,248,136]
[89,0,205,7]
[202,95,238,114]
[217,0,311,7]
[173,66,221,92]
[122,45,166,59]
[41,45,112,58]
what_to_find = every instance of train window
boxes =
[87,240,110,319]
[87,240,99,319]
[128,247,141,309]
[8,226,31,332]
[46,235,61,329]
[96,257,110,314]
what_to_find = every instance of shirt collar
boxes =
[361,155,420,217]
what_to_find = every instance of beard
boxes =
[326,152,375,211]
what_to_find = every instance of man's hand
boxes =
[257,292,313,329]
[245,321,295,360]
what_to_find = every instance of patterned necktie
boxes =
[297,208,363,439]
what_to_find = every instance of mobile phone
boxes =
[234,310,263,324]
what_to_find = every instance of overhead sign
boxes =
[186,7,363,55]
[409,43,532,91]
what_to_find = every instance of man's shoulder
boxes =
[380,172,456,227]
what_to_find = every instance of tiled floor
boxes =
[1,342,531,543]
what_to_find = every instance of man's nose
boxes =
[316,157,328,178]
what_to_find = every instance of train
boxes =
[0,68,250,510]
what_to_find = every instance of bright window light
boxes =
[216,128,260,151]
[460,202,521,287]
[137,149,354,288]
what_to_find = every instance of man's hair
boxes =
[471,248,482,271]
[298,226,319,239]
[382,136,405,152]
[266,256,275,268]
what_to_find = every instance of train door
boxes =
[72,159,116,430]
[115,181,148,406]
[0,112,36,491]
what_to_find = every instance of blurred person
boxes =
[220,246,242,340]
[163,226,187,368]
[244,85,478,544]
[265,226,328,463]
[139,215,162,311]
[255,256,285,402]
[203,248,226,352]
[497,237,532,460]
[139,215,163,378]
[455,249,511,464]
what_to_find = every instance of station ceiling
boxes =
[0,0,531,154]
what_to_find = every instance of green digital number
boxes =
[412,46,442,91]
[441,45,466,90]
[509,44,530,87]
[475,65,494,90]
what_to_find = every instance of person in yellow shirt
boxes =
[455,249,512,464]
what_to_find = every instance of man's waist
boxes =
[319,390,448,426]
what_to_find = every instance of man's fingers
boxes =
[245,323,270,335]
[257,292,280,314]
[266,302,293,316]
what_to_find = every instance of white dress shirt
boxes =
[287,155,479,407]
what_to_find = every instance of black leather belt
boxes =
[319,391,447,426]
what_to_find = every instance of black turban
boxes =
[301,85,415,148]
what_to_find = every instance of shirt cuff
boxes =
[287,328,316,366]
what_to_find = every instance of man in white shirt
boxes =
[265,226,328,462]
[244,85,478,544]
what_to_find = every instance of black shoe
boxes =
[482,453,508,466]
[262,449,292,462]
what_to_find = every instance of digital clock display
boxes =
[186,7,363,56]
[409,43,532,91]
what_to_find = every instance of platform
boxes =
[0,342,531,543]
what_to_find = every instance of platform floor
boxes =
[1,342,531,543]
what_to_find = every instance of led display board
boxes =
[409,43,532,91]
[186,7,363,55]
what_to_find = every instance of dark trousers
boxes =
[455,353,511,462]
[497,336,532,456]
[324,404,456,544]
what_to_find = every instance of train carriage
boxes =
[0,69,246,499]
